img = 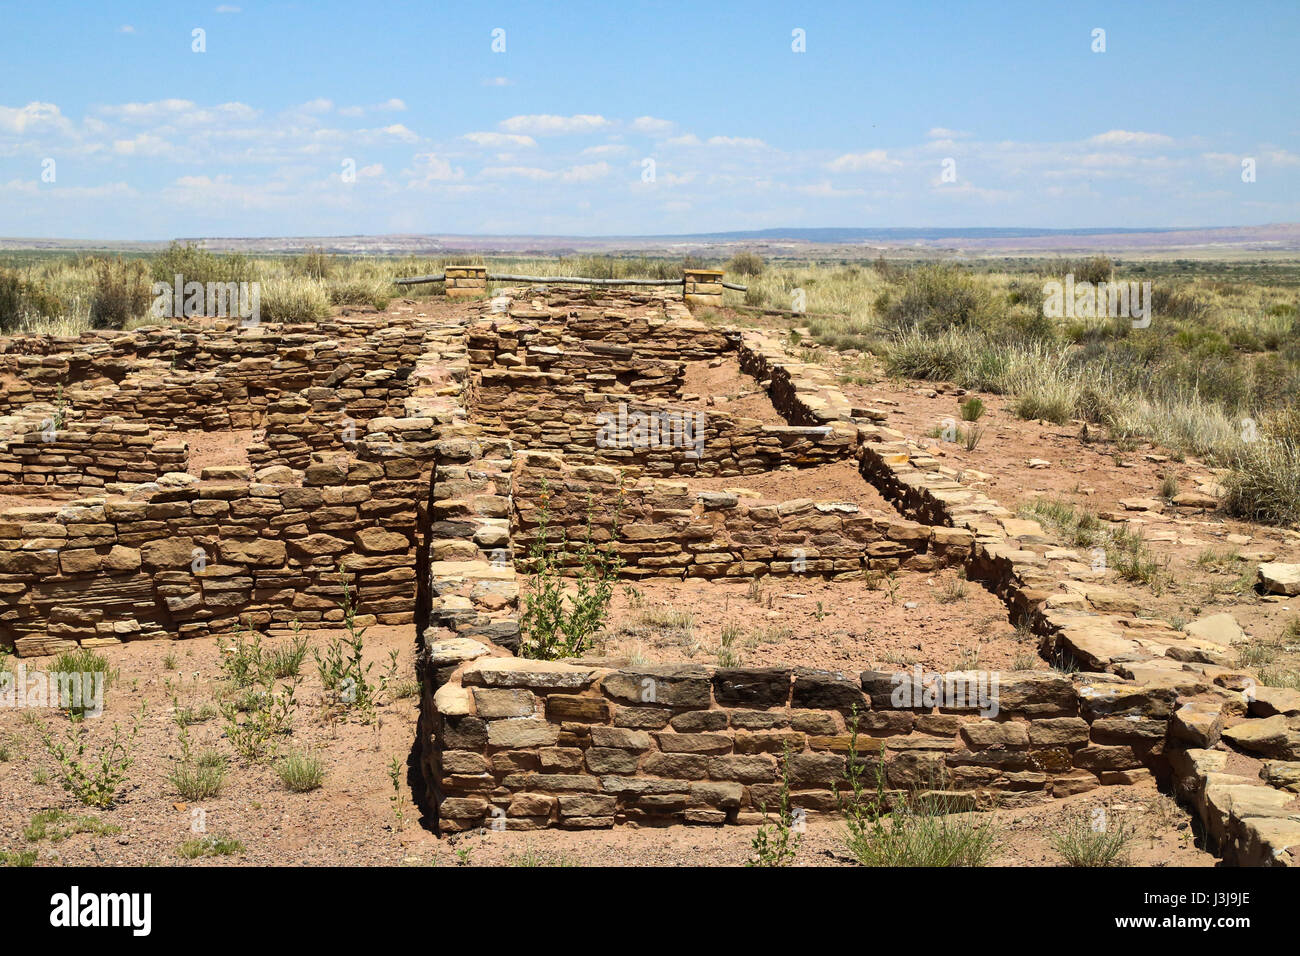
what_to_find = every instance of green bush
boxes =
[260,277,330,322]
[1225,438,1300,527]
[274,749,326,792]
[519,484,624,661]
[881,265,995,335]
[151,242,252,285]
[89,257,150,329]
[725,251,766,276]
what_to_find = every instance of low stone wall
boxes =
[510,451,971,578]
[468,324,686,400]
[738,331,859,427]
[467,300,732,363]
[424,654,1177,832]
[0,434,437,656]
[0,317,428,426]
[472,372,858,476]
[0,421,188,498]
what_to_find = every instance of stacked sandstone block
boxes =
[0,428,439,655]
[467,325,685,399]
[425,652,1182,832]
[510,450,971,578]
[738,331,859,427]
[446,266,488,298]
[0,317,427,425]
[683,269,724,308]
[471,377,858,476]
[0,421,187,497]
[471,303,730,361]
[419,433,520,650]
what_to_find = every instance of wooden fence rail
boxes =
[392,272,747,291]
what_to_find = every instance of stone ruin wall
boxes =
[0,286,1293,864]
[509,451,970,580]
[416,292,1300,865]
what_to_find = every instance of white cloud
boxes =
[379,123,419,143]
[499,113,609,135]
[113,133,171,156]
[407,153,462,183]
[827,150,902,172]
[797,181,866,197]
[0,102,70,135]
[301,98,333,114]
[1088,130,1174,147]
[630,116,674,135]
[119,25,136,34]
[480,162,611,182]
[706,135,766,148]
[482,77,513,87]
[462,131,537,148]
[1262,149,1300,167]
[665,134,701,146]
[215,5,241,12]
[927,127,969,139]
[582,143,630,156]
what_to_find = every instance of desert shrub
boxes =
[220,677,299,762]
[327,276,393,310]
[274,749,325,792]
[1064,255,1113,285]
[885,328,968,381]
[1224,438,1300,527]
[263,631,308,679]
[151,242,252,285]
[260,276,330,322]
[725,251,766,276]
[520,484,625,661]
[289,246,333,280]
[314,568,388,716]
[747,745,801,866]
[167,732,227,801]
[1048,810,1134,866]
[23,809,119,843]
[960,397,985,421]
[1150,285,1208,321]
[838,714,997,867]
[50,647,113,718]
[0,269,23,331]
[1013,383,1075,424]
[42,718,139,809]
[881,265,995,335]
[89,257,150,329]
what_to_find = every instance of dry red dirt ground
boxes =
[681,357,790,425]
[679,459,897,512]
[596,575,1038,674]
[0,624,1213,867]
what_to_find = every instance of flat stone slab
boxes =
[1184,612,1246,646]
[461,657,602,690]
[1257,562,1300,595]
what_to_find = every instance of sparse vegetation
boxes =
[1048,809,1135,866]
[520,484,625,660]
[42,715,141,809]
[275,749,326,792]
[177,834,245,859]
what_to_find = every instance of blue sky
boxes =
[1,0,1296,239]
